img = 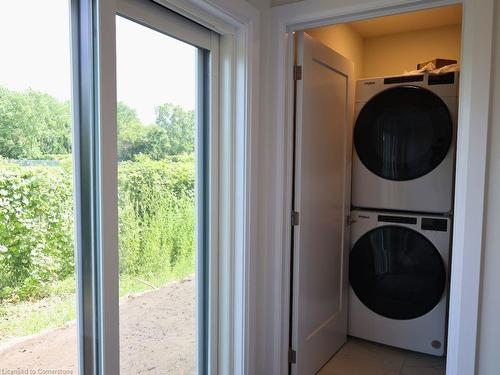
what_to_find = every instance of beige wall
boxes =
[477,1,500,374]
[307,23,462,79]
[307,24,364,80]
[363,24,462,77]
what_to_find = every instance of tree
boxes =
[0,87,71,159]
[117,102,173,161]
[140,126,171,160]
[117,101,142,132]
[117,102,144,161]
[155,103,195,155]
[0,87,195,161]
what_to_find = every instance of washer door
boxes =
[354,86,453,181]
[349,225,446,320]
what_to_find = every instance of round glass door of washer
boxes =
[354,85,453,181]
[349,225,446,320]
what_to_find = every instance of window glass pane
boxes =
[0,1,78,373]
[116,16,198,374]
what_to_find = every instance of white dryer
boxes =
[348,209,450,356]
[352,72,459,214]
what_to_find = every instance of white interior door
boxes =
[291,32,354,375]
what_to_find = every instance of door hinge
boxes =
[293,65,302,81]
[291,211,300,226]
[288,348,297,364]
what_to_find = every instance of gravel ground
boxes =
[0,277,195,375]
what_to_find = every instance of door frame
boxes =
[267,0,495,374]
[77,0,260,374]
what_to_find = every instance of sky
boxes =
[0,0,196,125]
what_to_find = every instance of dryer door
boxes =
[349,225,446,320]
[354,86,453,181]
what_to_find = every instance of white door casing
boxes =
[291,32,354,375]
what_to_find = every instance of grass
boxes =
[118,257,194,297]
[0,290,75,342]
[0,259,194,344]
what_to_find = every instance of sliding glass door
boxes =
[0,0,218,374]
[116,0,219,375]
[115,2,217,372]
[115,1,218,373]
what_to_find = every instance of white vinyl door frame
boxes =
[116,1,220,373]
[266,0,495,374]
[82,0,260,374]
[70,1,119,373]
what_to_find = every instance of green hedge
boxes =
[0,156,195,302]
[0,159,74,301]
[118,155,195,277]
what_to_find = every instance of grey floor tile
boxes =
[317,337,446,375]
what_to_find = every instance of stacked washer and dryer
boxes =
[348,72,459,356]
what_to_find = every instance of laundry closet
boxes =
[289,5,462,375]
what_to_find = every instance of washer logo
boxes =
[364,81,376,85]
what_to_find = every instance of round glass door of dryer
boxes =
[349,225,446,320]
[354,86,453,181]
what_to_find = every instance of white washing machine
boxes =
[348,209,451,356]
[352,72,459,214]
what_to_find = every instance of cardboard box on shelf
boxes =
[417,59,457,70]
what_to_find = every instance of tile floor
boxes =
[317,337,446,375]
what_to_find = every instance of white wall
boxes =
[238,1,275,372]
[477,1,500,374]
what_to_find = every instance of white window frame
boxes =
[115,0,220,373]
[263,0,495,374]
[77,0,260,374]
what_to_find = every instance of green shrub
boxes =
[0,156,195,303]
[118,155,195,276]
[0,160,74,301]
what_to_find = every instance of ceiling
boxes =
[349,4,462,38]
[271,0,300,6]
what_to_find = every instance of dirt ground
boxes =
[0,277,195,375]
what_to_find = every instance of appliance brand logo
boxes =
[364,81,376,85]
